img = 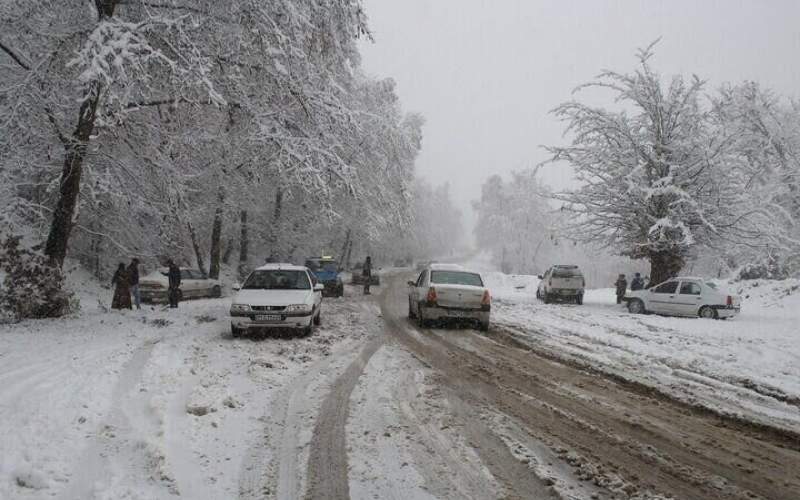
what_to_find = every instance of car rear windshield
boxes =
[552,268,583,278]
[243,270,310,290]
[430,271,484,287]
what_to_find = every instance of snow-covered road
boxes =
[2,271,800,499]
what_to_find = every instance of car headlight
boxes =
[231,304,251,313]
[286,304,312,313]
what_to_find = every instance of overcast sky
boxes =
[357,0,800,229]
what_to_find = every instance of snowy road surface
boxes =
[2,271,799,499]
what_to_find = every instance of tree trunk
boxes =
[238,210,248,280]
[187,221,205,272]
[221,237,234,265]
[43,84,102,267]
[339,229,351,262]
[649,250,685,286]
[267,187,283,261]
[43,0,120,267]
[208,187,224,279]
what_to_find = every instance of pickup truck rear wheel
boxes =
[575,294,583,305]
[543,293,552,304]
[699,306,718,319]
[627,299,645,314]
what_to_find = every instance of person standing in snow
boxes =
[362,256,372,295]
[128,258,141,309]
[167,260,181,308]
[614,274,628,304]
[111,263,132,310]
[630,272,644,291]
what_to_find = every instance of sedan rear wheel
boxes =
[211,285,221,298]
[699,306,718,320]
[417,305,429,328]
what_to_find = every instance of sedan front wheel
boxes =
[627,299,645,314]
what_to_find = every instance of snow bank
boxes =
[487,271,800,433]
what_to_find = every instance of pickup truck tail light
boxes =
[426,287,437,305]
[726,295,733,307]
[548,279,552,287]
[481,290,491,310]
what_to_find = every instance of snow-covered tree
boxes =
[544,44,790,284]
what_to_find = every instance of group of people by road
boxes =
[614,272,649,304]
[110,259,182,310]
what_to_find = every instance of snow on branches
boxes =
[544,44,797,283]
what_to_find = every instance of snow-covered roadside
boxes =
[0,275,375,499]
[481,271,800,433]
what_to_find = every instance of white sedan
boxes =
[139,267,222,303]
[230,264,323,337]
[408,263,491,331]
[624,277,741,319]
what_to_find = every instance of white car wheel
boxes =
[699,306,717,320]
[628,299,645,314]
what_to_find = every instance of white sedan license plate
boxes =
[449,310,467,318]
[255,314,281,322]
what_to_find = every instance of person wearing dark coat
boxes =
[128,258,141,309]
[614,274,628,305]
[630,272,645,291]
[111,263,133,310]
[167,260,182,308]
[362,256,372,295]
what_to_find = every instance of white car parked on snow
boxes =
[139,267,222,303]
[230,264,323,337]
[624,277,741,319]
[407,263,491,331]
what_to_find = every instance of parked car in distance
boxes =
[139,267,222,303]
[537,265,585,304]
[408,263,491,331]
[304,256,344,297]
[624,277,741,319]
[229,264,323,337]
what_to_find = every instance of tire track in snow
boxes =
[304,301,386,500]
[58,337,161,500]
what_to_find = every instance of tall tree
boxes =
[544,44,785,284]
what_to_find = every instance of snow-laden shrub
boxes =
[0,234,75,321]
[736,254,790,281]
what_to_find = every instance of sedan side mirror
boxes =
[314,283,325,292]
[232,283,241,291]
[407,281,416,287]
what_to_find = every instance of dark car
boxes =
[305,256,344,297]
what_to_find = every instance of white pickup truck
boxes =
[624,277,741,319]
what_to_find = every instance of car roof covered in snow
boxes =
[429,263,467,271]
[254,263,308,271]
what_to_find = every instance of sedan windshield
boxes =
[243,270,311,290]
[430,271,484,287]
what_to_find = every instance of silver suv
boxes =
[537,265,585,305]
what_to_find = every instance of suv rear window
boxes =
[430,271,483,287]
[551,267,582,278]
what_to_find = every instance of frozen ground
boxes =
[482,270,800,433]
[3,263,800,499]
[0,268,375,500]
